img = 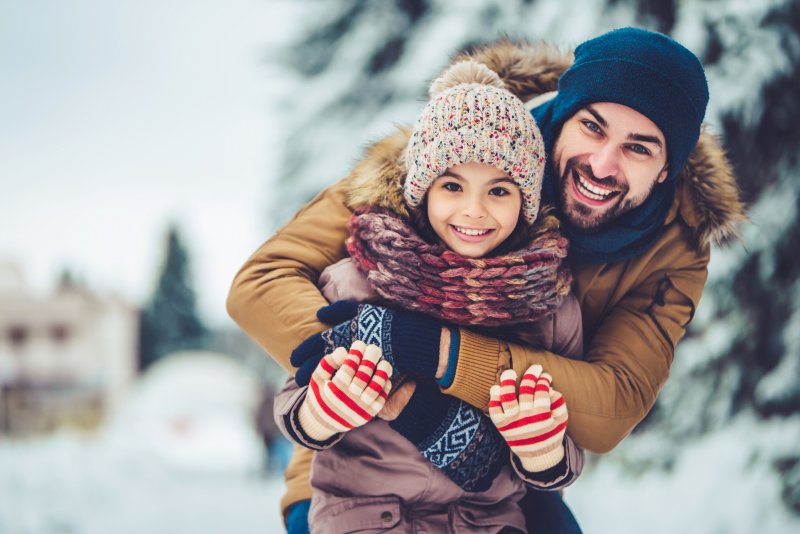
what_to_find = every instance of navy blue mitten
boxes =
[291,302,442,386]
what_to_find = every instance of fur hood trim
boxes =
[345,39,746,250]
[345,126,413,220]
[679,128,747,248]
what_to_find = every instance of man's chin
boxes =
[563,202,617,234]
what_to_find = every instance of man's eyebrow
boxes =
[585,105,608,128]
[629,133,663,149]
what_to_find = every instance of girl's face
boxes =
[426,162,522,258]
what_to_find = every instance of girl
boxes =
[275,60,583,533]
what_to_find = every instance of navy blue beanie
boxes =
[533,27,709,264]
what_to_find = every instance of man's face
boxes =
[551,102,669,232]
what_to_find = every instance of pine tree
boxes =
[139,224,207,369]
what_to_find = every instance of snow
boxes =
[106,351,265,475]
[0,352,286,534]
[568,413,800,534]
[755,286,800,405]
[0,433,285,534]
[703,1,790,127]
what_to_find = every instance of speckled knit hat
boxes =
[404,60,546,224]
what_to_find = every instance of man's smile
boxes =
[570,168,621,206]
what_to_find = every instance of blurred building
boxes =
[0,262,138,435]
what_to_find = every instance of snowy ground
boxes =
[0,353,287,534]
[568,414,800,534]
[0,433,285,534]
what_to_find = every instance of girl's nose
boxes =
[461,195,487,219]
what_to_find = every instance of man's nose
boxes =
[588,144,620,179]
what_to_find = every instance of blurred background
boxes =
[1,0,799,532]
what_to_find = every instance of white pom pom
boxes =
[428,60,506,98]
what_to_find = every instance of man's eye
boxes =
[628,144,651,156]
[443,182,461,192]
[582,120,601,134]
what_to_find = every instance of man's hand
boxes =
[291,301,443,386]
[297,341,393,441]
[489,365,568,473]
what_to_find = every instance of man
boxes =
[227,27,745,532]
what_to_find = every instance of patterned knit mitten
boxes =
[297,341,393,441]
[291,301,442,386]
[489,365,568,473]
[389,381,507,492]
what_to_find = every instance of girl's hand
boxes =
[297,341,393,441]
[489,364,568,472]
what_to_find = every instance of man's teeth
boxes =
[576,173,616,200]
[454,226,490,236]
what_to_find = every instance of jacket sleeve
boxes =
[226,178,354,371]
[443,229,710,454]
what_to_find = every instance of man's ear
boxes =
[656,164,669,184]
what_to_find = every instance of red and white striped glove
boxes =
[489,364,568,472]
[297,341,393,441]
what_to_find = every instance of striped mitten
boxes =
[489,365,568,473]
[297,341,393,441]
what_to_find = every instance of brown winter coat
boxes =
[226,39,746,518]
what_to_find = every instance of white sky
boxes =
[0,0,305,326]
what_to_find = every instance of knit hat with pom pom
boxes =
[404,60,546,224]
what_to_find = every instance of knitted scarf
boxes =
[346,207,572,328]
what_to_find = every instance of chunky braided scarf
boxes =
[346,208,572,327]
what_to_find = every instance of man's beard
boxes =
[558,158,655,234]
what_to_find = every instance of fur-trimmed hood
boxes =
[344,39,746,251]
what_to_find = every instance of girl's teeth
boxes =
[455,227,489,236]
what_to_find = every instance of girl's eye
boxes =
[489,186,512,197]
[581,120,602,134]
[443,182,462,192]
[627,144,652,156]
